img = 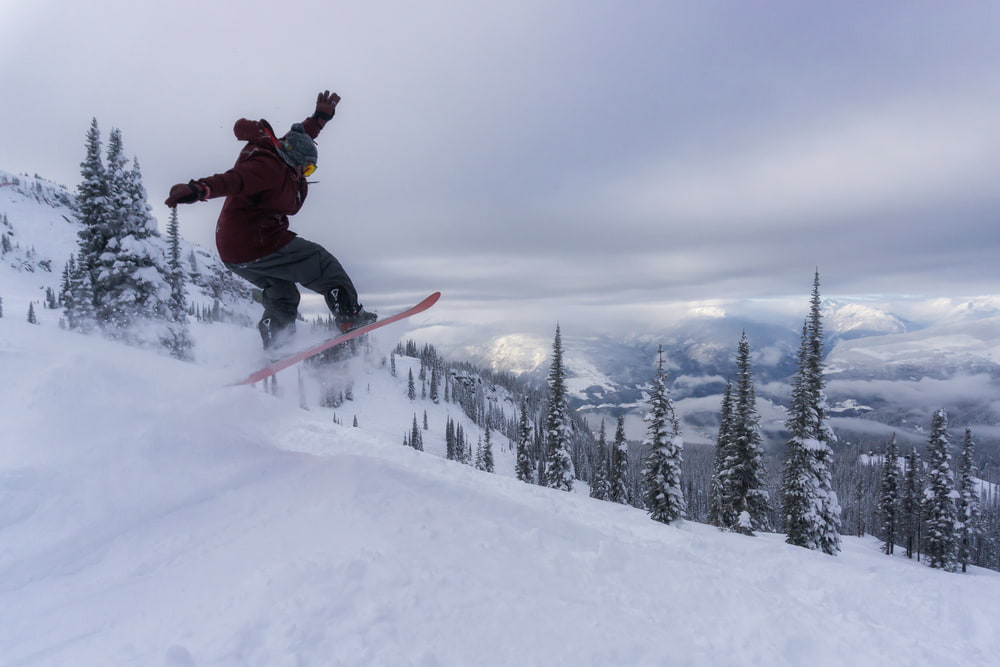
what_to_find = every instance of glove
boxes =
[165,180,208,207]
[313,90,340,121]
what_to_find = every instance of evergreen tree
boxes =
[445,417,457,461]
[957,427,982,573]
[515,398,535,483]
[589,419,611,500]
[27,302,37,324]
[68,255,97,333]
[75,118,111,277]
[924,409,957,570]
[708,381,735,528]
[0,295,3,318]
[781,272,842,554]
[74,122,176,350]
[407,368,416,400]
[901,448,924,560]
[878,434,901,555]
[641,345,685,524]
[410,414,423,451]
[477,427,495,473]
[97,142,173,339]
[725,333,769,534]
[544,324,573,491]
[163,207,193,360]
[608,415,630,505]
[429,364,440,403]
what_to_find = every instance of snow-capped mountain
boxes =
[453,297,1000,454]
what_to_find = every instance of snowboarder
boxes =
[164,90,376,349]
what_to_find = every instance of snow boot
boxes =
[335,305,377,333]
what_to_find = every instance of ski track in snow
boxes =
[1,319,999,666]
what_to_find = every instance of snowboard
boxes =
[230,292,441,387]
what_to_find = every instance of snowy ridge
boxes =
[3,316,1000,665]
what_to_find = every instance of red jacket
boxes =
[199,116,327,264]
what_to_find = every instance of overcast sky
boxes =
[3,0,998,337]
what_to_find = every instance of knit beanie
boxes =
[277,123,318,168]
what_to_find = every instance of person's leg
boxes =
[228,237,374,337]
[225,263,301,348]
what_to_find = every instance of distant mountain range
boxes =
[457,297,1000,457]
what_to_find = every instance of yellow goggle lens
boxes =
[303,163,317,177]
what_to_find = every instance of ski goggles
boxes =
[303,162,317,177]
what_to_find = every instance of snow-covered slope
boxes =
[0,169,255,331]
[3,312,1000,665]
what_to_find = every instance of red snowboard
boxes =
[230,292,441,386]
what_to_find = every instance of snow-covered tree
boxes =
[608,415,630,505]
[901,448,924,560]
[163,207,193,360]
[410,414,423,451]
[476,427,495,473]
[544,324,573,491]
[75,118,111,276]
[709,381,735,528]
[957,427,982,573]
[515,398,535,483]
[924,409,957,571]
[878,434,901,555]
[724,333,769,534]
[74,122,179,352]
[589,419,610,501]
[781,271,842,555]
[27,302,37,324]
[641,345,685,524]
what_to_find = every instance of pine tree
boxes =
[75,118,111,277]
[878,434,901,555]
[957,427,982,573]
[477,427,495,473]
[164,207,193,360]
[97,141,173,340]
[709,381,735,527]
[781,271,841,554]
[544,324,573,491]
[68,256,97,333]
[924,410,958,570]
[27,302,37,324]
[410,414,423,451]
[445,417,457,461]
[589,419,611,500]
[901,448,924,560]
[429,364,440,403]
[726,333,769,534]
[75,122,176,350]
[608,415,630,505]
[515,398,535,483]
[0,295,3,318]
[641,345,685,523]
[407,368,416,400]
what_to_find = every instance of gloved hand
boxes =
[314,90,340,121]
[165,181,208,207]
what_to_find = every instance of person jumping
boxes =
[165,90,376,350]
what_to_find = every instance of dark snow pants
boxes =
[225,237,360,340]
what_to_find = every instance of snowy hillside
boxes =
[4,315,1000,666]
[0,170,254,331]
